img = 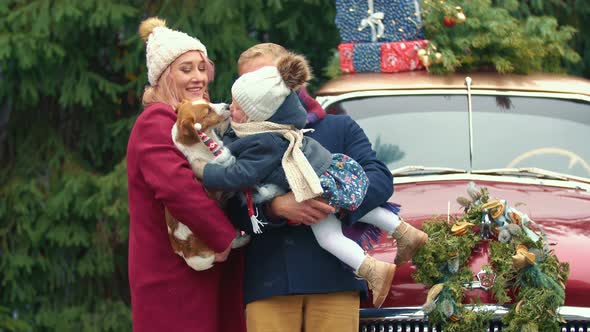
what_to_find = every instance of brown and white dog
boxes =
[172,99,231,165]
[166,99,248,271]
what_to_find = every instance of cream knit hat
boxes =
[231,66,290,122]
[139,17,208,86]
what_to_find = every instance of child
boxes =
[190,53,427,308]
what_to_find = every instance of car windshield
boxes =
[327,94,590,179]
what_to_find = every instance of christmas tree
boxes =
[325,0,581,77]
[421,0,581,74]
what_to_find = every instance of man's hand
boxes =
[214,243,232,262]
[270,192,335,225]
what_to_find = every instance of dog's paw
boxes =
[211,148,235,167]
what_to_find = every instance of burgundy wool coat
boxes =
[126,102,245,332]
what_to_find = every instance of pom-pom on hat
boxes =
[139,17,208,86]
[231,53,311,122]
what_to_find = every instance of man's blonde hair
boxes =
[237,43,288,67]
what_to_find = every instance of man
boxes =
[227,43,418,331]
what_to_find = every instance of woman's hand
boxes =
[269,192,335,225]
[190,159,207,179]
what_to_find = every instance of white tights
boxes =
[310,207,401,272]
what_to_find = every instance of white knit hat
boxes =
[231,66,290,122]
[139,17,208,86]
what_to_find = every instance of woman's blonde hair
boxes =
[142,51,215,110]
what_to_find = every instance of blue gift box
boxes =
[352,43,382,72]
[335,0,425,43]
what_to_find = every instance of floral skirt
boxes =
[320,153,369,211]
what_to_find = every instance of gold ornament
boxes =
[508,211,522,225]
[482,200,505,219]
[434,52,443,63]
[418,49,427,57]
[425,283,445,304]
[512,245,537,270]
[420,54,431,67]
[451,221,475,236]
[455,6,466,24]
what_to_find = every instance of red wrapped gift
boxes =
[338,40,429,73]
[381,39,428,73]
[338,43,355,74]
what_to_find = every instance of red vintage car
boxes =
[316,72,590,331]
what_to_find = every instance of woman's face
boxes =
[170,51,209,101]
[230,98,248,123]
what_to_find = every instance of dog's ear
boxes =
[180,119,198,140]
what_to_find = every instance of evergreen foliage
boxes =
[324,0,586,77]
[0,1,339,330]
[413,185,569,331]
[0,1,584,330]
[421,0,580,74]
[494,0,590,78]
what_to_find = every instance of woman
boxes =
[126,17,245,332]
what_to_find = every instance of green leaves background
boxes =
[0,1,588,330]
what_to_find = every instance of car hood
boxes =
[367,179,590,309]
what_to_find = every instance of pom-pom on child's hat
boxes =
[139,17,208,86]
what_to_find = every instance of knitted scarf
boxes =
[298,87,326,125]
[231,120,323,202]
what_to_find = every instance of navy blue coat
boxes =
[229,113,394,304]
[203,92,332,193]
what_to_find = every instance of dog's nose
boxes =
[210,102,231,119]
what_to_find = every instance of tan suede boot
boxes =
[356,255,396,308]
[393,219,428,265]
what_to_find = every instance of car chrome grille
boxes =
[359,320,590,332]
[359,306,590,332]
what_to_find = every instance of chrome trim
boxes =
[315,89,590,109]
[465,76,474,172]
[473,167,590,185]
[560,307,590,321]
[360,306,590,321]
[391,165,467,175]
[392,173,590,192]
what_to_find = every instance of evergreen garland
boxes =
[420,0,581,74]
[412,183,569,331]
